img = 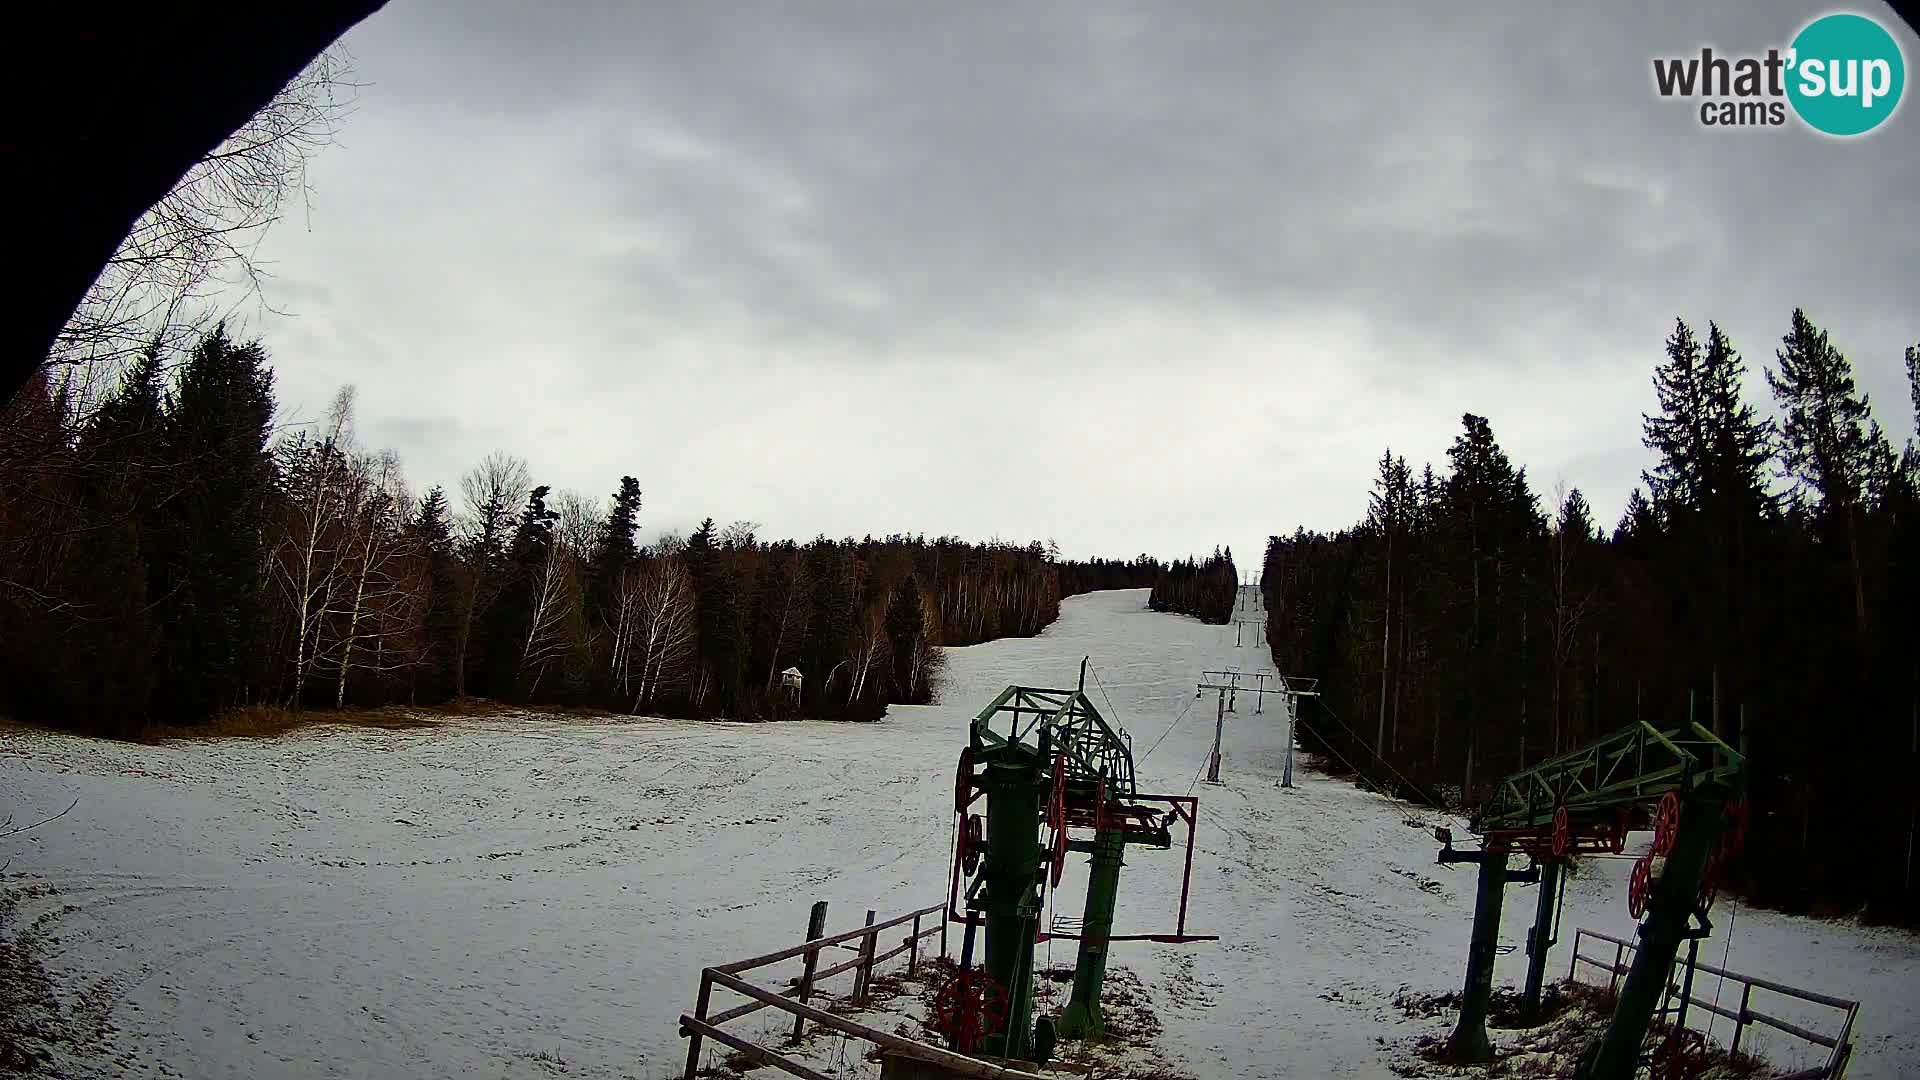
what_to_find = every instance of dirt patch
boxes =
[0,884,123,1077]
[1389,981,1777,1079]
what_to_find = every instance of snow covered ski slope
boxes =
[2,589,1916,1078]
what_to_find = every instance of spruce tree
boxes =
[149,325,277,721]
[408,486,461,702]
[1768,310,1878,633]
[885,573,926,703]
[65,353,168,728]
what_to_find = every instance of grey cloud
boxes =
[251,1,1918,562]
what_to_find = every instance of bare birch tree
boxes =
[270,387,356,708]
[628,554,697,712]
[328,450,414,708]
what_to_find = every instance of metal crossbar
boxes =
[1476,722,1745,831]
[972,685,1138,798]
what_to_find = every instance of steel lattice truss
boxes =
[1475,721,1745,833]
[971,686,1136,798]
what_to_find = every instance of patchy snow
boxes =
[2,588,1916,1078]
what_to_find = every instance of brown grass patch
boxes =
[135,703,441,742]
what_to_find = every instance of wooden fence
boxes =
[679,900,1049,1080]
[1567,927,1859,1079]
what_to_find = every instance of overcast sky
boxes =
[240,1,1920,568]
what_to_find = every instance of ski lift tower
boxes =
[1196,670,1317,785]
[945,660,1214,1061]
[1434,721,1746,1078]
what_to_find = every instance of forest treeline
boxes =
[1263,310,1919,924]
[0,327,1203,735]
[1147,549,1240,624]
[1059,555,1165,598]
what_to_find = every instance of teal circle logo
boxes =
[1787,13,1905,136]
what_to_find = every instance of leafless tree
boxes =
[270,387,355,708]
[452,451,531,696]
[518,536,578,696]
[49,50,362,415]
[552,490,603,560]
[761,556,812,691]
[626,554,697,712]
[327,450,415,708]
[846,604,889,705]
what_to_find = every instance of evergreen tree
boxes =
[65,353,169,727]
[480,484,557,699]
[407,486,461,702]
[1768,311,1875,634]
[587,476,641,622]
[1641,319,1773,736]
[149,325,277,720]
[885,573,927,703]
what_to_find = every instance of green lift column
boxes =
[1579,793,1725,1080]
[1521,858,1562,1023]
[978,745,1048,1062]
[1445,849,1511,1063]
[1057,824,1126,1037]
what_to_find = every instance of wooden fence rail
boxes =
[1567,927,1859,1079]
[683,900,1018,1080]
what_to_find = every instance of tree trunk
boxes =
[1377,531,1392,760]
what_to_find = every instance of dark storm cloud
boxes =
[254,1,1920,562]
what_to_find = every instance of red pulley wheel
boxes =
[1653,792,1681,857]
[954,746,975,816]
[960,814,984,877]
[1050,809,1069,887]
[1552,806,1570,857]
[1628,854,1654,919]
[932,970,1009,1055]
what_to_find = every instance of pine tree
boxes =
[61,354,167,728]
[148,325,277,721]
[1640,319,1773,736]
[588,477,641,623]
[407,486,461,702]
[1768,310,1874,634]
[886,573,927,703]
[480,485,558,699]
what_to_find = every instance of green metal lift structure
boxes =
[1435,721,1747,1079]
[941,664,1213,1064]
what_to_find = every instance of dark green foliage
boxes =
[407,486,462,703]
[0,329,1185,736]
[146,326,277,720]
[1265,312,1920,927]
[1059,555,1164,596]
[1149,547,1237,623]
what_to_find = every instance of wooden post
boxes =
[854,909,878,1004]
[682,970,714,1080]
[940,907,949,961]
[1730,982,1754,1058]
[908,912,922,975]
[1609,941,1624,995]
[790,900,829,1042]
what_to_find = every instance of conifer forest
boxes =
[1262,313,1920,926]
[0,328,1229,734]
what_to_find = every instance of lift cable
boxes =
[1137,694,1198,764]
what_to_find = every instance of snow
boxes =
[2,588,1916,1079]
